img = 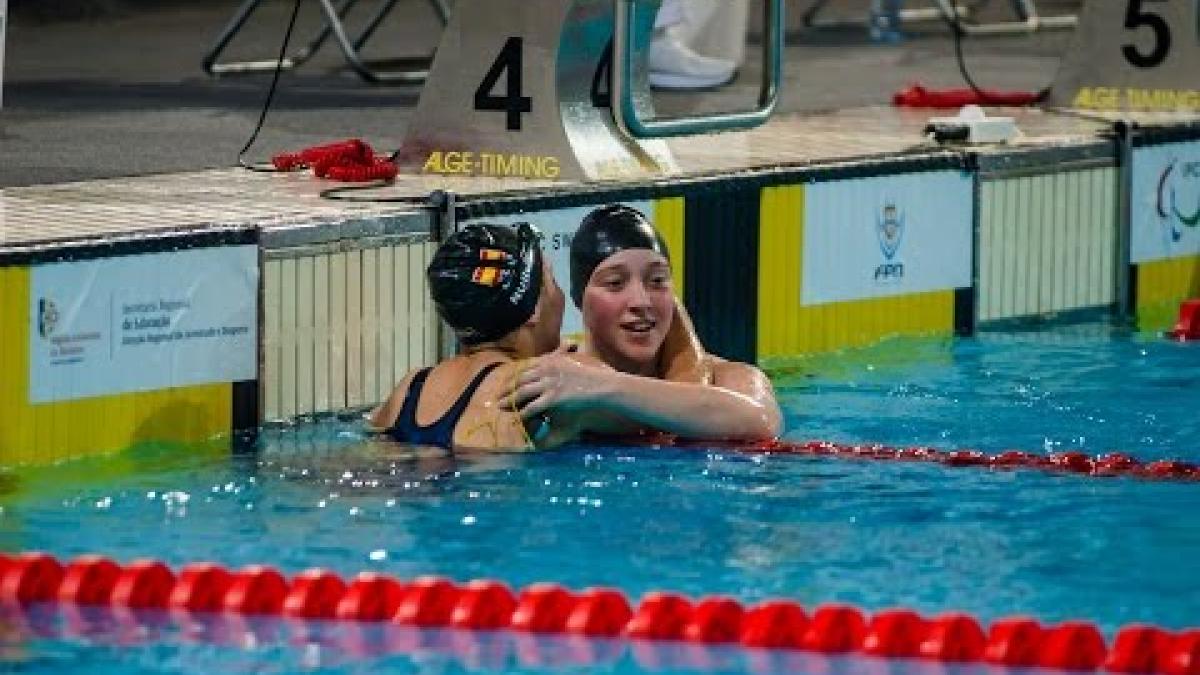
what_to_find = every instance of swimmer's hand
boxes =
[497,345,615,418]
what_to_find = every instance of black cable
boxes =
[319,182,425,201]
[937,4,1050,104]
[238,0,305,172]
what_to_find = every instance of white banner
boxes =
[29,245,259,403]
[1131,140,1200,263]
[462,201,653,335]
[802,171,973,305]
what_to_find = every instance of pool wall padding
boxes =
[0,230,259,467]
[261,237,439,422]
[977,159,1120,324]
[1129,126,1200,331]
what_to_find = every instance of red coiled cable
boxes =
[893,84,1042,108]
[271,138,398,182]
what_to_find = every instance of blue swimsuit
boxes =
[387,363,503,448]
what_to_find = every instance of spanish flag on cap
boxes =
[471,266,503,287]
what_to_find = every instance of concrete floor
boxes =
[0,0,1077,187]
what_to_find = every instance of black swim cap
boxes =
[569,204,670,307]
[427,222,543,345]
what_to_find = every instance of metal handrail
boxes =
[611,0,783,139]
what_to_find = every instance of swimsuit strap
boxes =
[389,362,504,449]
[430,361,505,440]
[393,367,433,434]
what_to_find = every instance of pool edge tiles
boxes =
[0,232,260,469]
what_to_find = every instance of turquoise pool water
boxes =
[1,322,1198,672]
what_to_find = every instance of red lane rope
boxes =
[1,552,1197,672]
[721,440,1200,483]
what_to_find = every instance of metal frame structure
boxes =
[202,0,450,84]
[801,0,1076,34]
[612,0,783,138]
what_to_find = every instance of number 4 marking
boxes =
[474,37,533,131]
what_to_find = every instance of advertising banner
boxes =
[29,245,259,403]
[802,171,973,305]
[1131,139,1200,263]
[462,200,653,335]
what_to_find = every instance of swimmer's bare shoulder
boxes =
[707,355,782,431]
[367,369,419,432]
[455,360,554,452]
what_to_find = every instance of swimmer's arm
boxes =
[558,352,660,436]
[510,356,781,441]
[546,409,646,437]
[709,359,783,437]
[592,369,780,440]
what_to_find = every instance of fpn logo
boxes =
[874,201,905,282]
[38,298,60,339]
[1154,159,1200,245]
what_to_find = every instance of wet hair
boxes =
[569,204,670,307]
[426,222,543,345]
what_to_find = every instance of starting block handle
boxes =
[612,0,782,139]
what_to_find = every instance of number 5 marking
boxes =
[1123,0,1171,68]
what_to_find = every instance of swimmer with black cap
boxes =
[503,204,781,441]
[370,222,570,451]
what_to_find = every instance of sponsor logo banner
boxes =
[1132,140,1200,263]
[29,245,258,403]
[802,172,972,305]
[463,201,653,336]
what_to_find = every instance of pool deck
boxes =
[1,0,1084,189]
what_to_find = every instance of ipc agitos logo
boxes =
[874,201,906,282]
[1155,160,1200,244]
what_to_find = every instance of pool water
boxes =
[1,322,1198,673]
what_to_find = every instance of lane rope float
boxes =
[1,552,1197,673]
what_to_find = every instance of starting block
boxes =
[396,0,783,182]
[1050,0,1200,113]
